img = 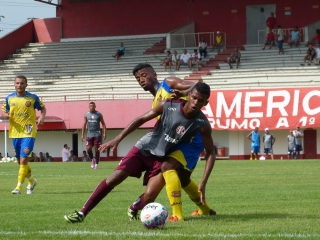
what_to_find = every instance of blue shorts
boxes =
[295,145,303,152]
[251,146,260,154]
[264,148,273,154]
[12,138,36,159]
[278,40,283,48]
[167,131,204,171]
[288,149,295,155]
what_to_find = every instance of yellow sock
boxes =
[183,179,211,215]
[26,164,34,186]
[163,170,184,220]
[17,165,28,191]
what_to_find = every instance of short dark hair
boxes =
[64,144,67,147]
[132,63,154,76]
[15,75,27,83]
[194,49,198,52]
[316,29,320,34]
[278,25,281,28]
[89,102,95,105]
[191,82,211,98]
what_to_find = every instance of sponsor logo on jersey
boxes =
[196,118,204,122]
[164,134,178,144]
[168,107,176,111]
[11,103,15,107]
[25,101,31,107]
[176,125,186,135]
[14,112,29,117]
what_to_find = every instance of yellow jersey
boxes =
[152,79,188,119]
[2,91,45,138]
[216,35,222,44]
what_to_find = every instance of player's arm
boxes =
[98,101,165,153]
[100,114,107,140]
[37,107,46,126]
[81,116,88,141]
[1,98,10,118]
[198,124,216,205]
[166,77,195,98]
[247,132,252,141]
[272,135,276,145]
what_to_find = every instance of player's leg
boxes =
[161,157,184,221]
[86,137,95,168]
[93,136,102,169]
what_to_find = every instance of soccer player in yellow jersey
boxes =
[1,75,46,194]
[127,63,216,221]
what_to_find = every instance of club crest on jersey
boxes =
[23,147,30,154]
[91,116,95,119]
[25,101,31,107]
[176,126,186,135]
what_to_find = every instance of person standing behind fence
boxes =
[266,12,276,32]
[214,31,224,52]
[287,130,296,160]
[247,127,260,160]
[277,25,285,54]
[81,102,106,169]
[263,128,276,160]
[288,26,300,48]
[198,37,207,58]
[293,126,304,159]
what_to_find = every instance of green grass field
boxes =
[0,160,319,240]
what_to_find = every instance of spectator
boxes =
[171,50,180,70]
[213,31,224,52]
[314,43,320,65]
[288,26,300,48]
[293,126,304,159]
[276,25,285,54]
[69,150,78,162]
[188,49,201,70]
[266,12,276,31]
[45,152,54,162]
[312,29,320,45]
[301,44,315,66]
[112,42,125,61]
[62,144,70,162]
[198,37,207,58]
[263,128,276,160]
[161,50,172,71]
[29,152,39,162]
[176,49,191,70]
[227,47,241,69]
[247,127,260,160]
[0,152,3,159]
[262,29,275,50]
[39,152,46,162]
[287,130,296,160]
[82,150,90,162]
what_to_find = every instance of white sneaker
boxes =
[12,188,21,194]
[27,179,38,194]
[91,158,96,169]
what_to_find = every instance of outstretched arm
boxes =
[98,101,165,153]
[165,77,195,98]
[198,124,216,205]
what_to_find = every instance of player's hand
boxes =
[170,89,185,98]
[98,139,119,155]
[103,134,106,140]
[37,116,44,125]
[81,136,84,142]
[2,112,9,119]
[198,182,206,205]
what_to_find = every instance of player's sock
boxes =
[163,170,184,221]
[183,179,211,215]
[88,150,94,160]
[95,151,100,164]
[16,164,28,191]
[26,164,35,186]
[80,179,113,216]
[129,193,146,211]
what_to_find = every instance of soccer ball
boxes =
[259,156,266,160]
[140,202,168,229]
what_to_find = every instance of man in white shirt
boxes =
[188,49,201,70]
[314,44,320,65]
[62,144,70,162]
[198,37,207,58]
[176,49,191,70]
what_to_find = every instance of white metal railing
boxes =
[167,32,226,50]
[258,28,305,45]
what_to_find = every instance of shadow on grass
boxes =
[185,212,302,222]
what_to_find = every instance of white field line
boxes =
[0,231,320,238]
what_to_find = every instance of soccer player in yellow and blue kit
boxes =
[1,76,46,194]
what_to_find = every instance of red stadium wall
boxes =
[0,21,34,61]
[33,18,61,43]
[57,0,320,45]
